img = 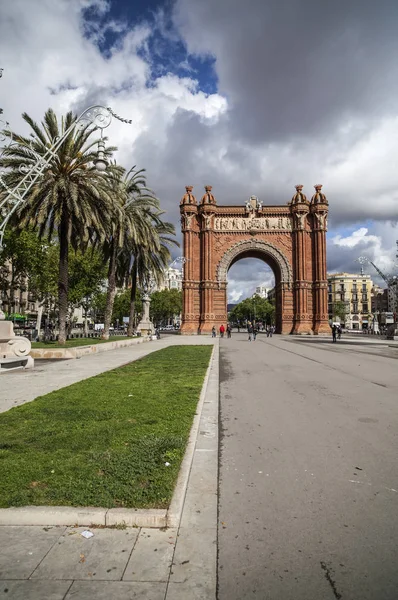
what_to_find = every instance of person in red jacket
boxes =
[219,324,225,338]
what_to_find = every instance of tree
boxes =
[101,166,161,340]
[331,300,347,323]
[67,248,107,335]
[0,228,59,336]
[125,219,178,336]
[229,294,275,325]
[0,109,116,344]
[150,288,182,326]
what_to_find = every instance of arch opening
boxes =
[217,240,292,334]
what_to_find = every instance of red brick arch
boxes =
[180,186,329,335]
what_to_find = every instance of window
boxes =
[353,303,358,313]
[362,303,368,313]
[362,284,367,291]
[362,294,368,301]
[352,293,358,301]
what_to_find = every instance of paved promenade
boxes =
[218,334,398,600]
[0,335,218,600]
[1,333,397,599]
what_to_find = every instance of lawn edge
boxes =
[0,341,218,529]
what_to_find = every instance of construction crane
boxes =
[357,241,398,316]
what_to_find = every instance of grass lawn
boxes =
[0,345,213,509]
[31,336,130,348]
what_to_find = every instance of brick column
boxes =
[180,187,199,334]
[199,210,215,334]
[291,203,312,334]
[311,185,330,334]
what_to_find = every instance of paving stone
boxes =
[166,581,216,599]
[65,580,167,600]
[123,528,177,582]
[31,527,139,581]
[0,526,64,579]
[169,526,217,587]
[179,490,217,529]
[0,580,71,600]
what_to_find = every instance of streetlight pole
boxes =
[0,104,132,249]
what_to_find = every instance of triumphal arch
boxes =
[180,184,329,335]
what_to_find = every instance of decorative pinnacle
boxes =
[314,184,323,191]
[205,185,212,192]
[185,185,193,192]
[295,184,304,191]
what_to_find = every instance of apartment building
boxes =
[328,272,373,330]
[255,285,268,299]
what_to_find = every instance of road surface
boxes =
[218,334,398,600]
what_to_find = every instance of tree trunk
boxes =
[84,305,89,337]
[58,209,69,345]
[102,237,118,340]
[127,259,137,337]
[35,304,44,341]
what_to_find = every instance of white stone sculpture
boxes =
[0,318,34,371]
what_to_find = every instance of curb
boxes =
[30,336,151,360]
[167,342,217,528]
[0,342,218,529]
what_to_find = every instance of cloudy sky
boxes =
[1,0,397,302]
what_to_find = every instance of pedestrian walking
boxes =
[253,327,257,341]
[337,325,342,340]
[219,324,225,338]
[247,322,253,341]
[211,325,216,338]
[227,324,232,338]
[332,324,337,343]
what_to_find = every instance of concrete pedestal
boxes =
[0,318,34,372]
[136,296,154,337]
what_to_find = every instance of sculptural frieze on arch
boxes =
[180,184,330,335]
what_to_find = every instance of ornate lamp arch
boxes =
[216,239,292,288]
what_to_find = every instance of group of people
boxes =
[212,324,232,338]
[331,323,342,343]
[211,323,275,341]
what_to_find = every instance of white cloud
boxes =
[1,0,397,300]
[332,228,379,249]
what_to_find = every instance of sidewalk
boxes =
[0,335,214,414]
[0,337,219,600]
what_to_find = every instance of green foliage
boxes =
[67,248,107,308]
[0,228,58,311]
[0,108,119,343]
[332,301,347,322]
[150,289,182,325]
[0,346,212,509]
[229,294,275,324]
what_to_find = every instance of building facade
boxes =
[255,285,268,299]
[328,272,373,329]
[157,267,183,292]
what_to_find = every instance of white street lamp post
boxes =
[0,104,131,249]
[137,277,156,337]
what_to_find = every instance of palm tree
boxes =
[124,217,178,336]
[0,109,116,344]
[101,166,161,340]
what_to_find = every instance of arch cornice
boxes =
[216,239,292,288]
